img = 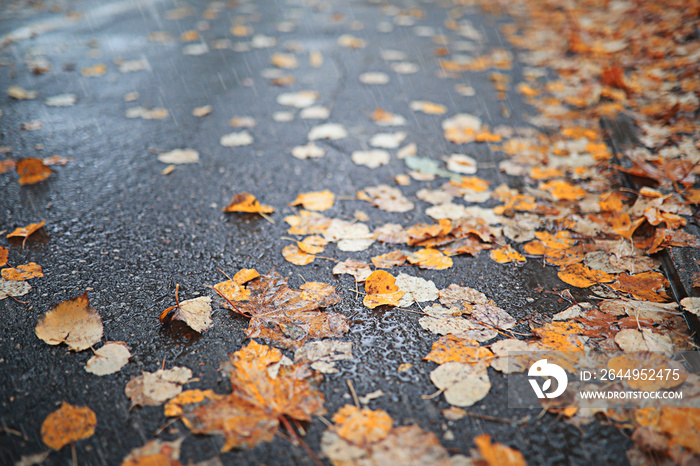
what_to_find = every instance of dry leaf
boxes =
[395,273,438,307]
[35,292,103,351]
[222,192,274,214]
[16,158,52,185]
[614,328,674,353]
[122,438,183,466]
[407,248,453,270]
[419,304,498,342]
[157,149,199,164]
[351,150,390,168]
[85,341,131,376]
[473,434,526,466]
[424,335,493,365]
[294,340,353,373]
[430,361,491,407]
[41,402,96,450]
[438,284,489,307]
[172,296,213,333]
[290,190,335,211]
[0,277,31,301]
[282,243,315,265]
[363,270,405,309]
[125,366,192,407]
[371,250,408,269]
[332,258,373,282]
[1,262,43,281]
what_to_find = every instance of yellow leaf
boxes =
[363,270,405,309]
[290,190,335,211]
[41,402,96,450]
[222,192,274,214]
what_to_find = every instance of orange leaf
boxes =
[282,243,315,265]
[363,270,405,309]
[222,192,274,214]
[601,66,631,94]
[539,180,587,201]
[7,220,46,248]
[451,176,490,192]
[16,158,52,185]
[41,402,96,450]
[406,248,453,270]
[290,190,335,211]
[1,262,43,281]
[609,271,670,302]
[489,245,526,264]
[331,405,393,446]
[473,434,526,466]
[297,235,327,254]
[557,263,615,288]
[532,322,586,352]
[213,268,259,302]
[0,246,8,267]
[424,335,493,365]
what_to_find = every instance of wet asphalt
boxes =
[0,0,666,464]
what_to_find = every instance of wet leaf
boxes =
[608,353,686,391]
[35,292,103,351]
[294,340,353,374]
[609,271,670,302]
[0,246,7,267]
[363,270,405,309]
[395,273,438,307]
[41,402,96,450]
[1,262,43,281]
[85,341,131,376]
[7,220,45,247]
[473,434,526,466]
[358,185,414,212]
[419,304,498,342]
[157,149,199,164]
[122,438,183,466]
[407,248,453,270]
[290,190,335,211]
[332,258,373,282]
[229,271,347,349]
[490,245,526,264]
[0,277,31,301]
[282,243,315,265]
[125,366,192,407]
[557,263,615,288]
[424,335,493,365]
[371,250,408,269]
[213,269,259,302]
[222,192,274,214]
[614,328,674,353]
[16,158,52,185]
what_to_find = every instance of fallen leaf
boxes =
[609,271,670,302]
[0,247,7,267]
[369,132,406,149]
[46,93,77,107]
[445,154,477,174]
[297,235,327,254]
[363,270,405,309]
[539,180,587,201]
[85,341,131,376]
[410,101,447,115]
[395,273,439,307]
[607,353,686,391]
[222,192,274,214]
[157,149,199,164]
[1,262,43,281]
[358,185,414,212]
[125,107,169,119]
[122,438,183,466]
[557,263,615,288]
[282,243,315,265]
[359,72,390,85]
[424,335,493,365]
[227,271,348,349]
[430,361,491,407]
[407,248,453,270]
[125,366,192,407]
[292,142,325,159]
[419,304,497,342]
[277,90,319,108]
[7,220,45,247]
[371,250,408,268]
[171,296,213,333]
[16,158,52,185]
[614,328,674,353]
[371,108,406,126]
[0,277,31,301]
[490,245,526,264]
[351,150,390,168]
[35,292,103,351]
[290,190,335,211]
[294,340,353,373]
[213,268,259,302]
[438,284,489,307]
[220,131,253,147]
[308,123,348,140]
[332,258,373,282]
[473,434,526,466]
[531,322,586,352]
[8,85,37,100]
[285,210,331,235]
[41,402,96,450]
[192,105,212,117]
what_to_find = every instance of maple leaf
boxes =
[35,292,103,351]
[219,271,348,350]
[166,340,325,452]
[16,158,52,185]
[41,402,96,450]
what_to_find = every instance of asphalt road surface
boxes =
[0,0,687,464]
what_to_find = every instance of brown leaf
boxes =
[7,220,45,247]
[35,292,103,351]
[41,402,96,450]
[222,192,274,214]
[0,246,7,267]
[229,271,348,349]
[125,367,192,407]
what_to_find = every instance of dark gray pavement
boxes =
[0,0,679,464]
